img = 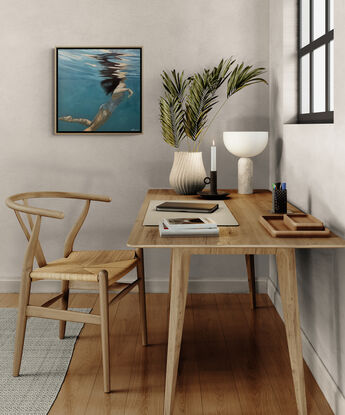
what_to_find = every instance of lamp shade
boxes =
[223,131,268,158]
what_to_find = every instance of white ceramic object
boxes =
[223,131,268,194]
[237,157,253,194]
[169,152,207,195]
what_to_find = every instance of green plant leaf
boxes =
[227,64,268,98]
[159,59,268,150]
[159,70,188,147]
[159,95,185,148]
[184,59,234,142]
[161,70,189,104]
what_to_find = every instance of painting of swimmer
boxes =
[55,47,142,134]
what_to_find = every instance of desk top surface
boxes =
[127,189,345,249]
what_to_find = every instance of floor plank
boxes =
[84,293,141,415]
[192,294,243,415]
[174,296,203,415]
[216,294,282,415]
[237,293,299,414]
[0,293,334,415]
[124,294,169,415]
[253,295,334,415]
[49,293,101,415]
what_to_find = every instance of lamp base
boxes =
[238,157,253,194]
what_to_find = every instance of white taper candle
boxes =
[211,140,216,171]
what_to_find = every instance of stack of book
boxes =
[159,217,219,237]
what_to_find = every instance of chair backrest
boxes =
[6,192,111,276]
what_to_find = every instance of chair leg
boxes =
[245,254,256,309]
[136,248,148,346]
[13,276,32,376]
[99,270,110,393]
[59,280,70,339]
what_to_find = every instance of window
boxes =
[298,0,334,123]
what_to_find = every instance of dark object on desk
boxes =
[204,171,218,195]
[156,201,219,213]
[198,190,230,200]
[272,188,287,213]
[202,171,229,199]
[259,215,331,237]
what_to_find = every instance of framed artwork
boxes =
[55,47,142,134]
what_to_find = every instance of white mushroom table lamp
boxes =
[223,131,268,194]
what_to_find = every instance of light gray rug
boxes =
[0,308,90,415]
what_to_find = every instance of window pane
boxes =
[329,0,334,30]
[313,45,326,112]
[301,54,310,113]
[329,40,334,111]
[300,0,310,47]
[313,0,326,40]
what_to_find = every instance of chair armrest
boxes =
[5,192,112,219]
[5,197,64,219]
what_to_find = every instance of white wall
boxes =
[0,0,269,292]
[269,0,345,412]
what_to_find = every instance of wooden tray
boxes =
[283,213,324,230]
[259,215,331,237]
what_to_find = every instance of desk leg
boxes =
[276,248,307,415]
[164,248,190,415]
[245,254,256,309]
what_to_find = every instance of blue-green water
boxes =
[57,48,141,133]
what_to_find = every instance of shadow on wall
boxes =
[303,189,345,405]
[333,250,345,410]
[281,189,345,405]
[306,189,345,238]
[295,247,345,402]
[274,137,283,180]
[269,74,283,181]
[268,187,345,408]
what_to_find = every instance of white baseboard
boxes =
[267,278,345,415]
[0,277,267,294]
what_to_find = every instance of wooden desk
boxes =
[128,189,345,415]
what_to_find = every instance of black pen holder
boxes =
[204,171,218,195]
[272,189,287,214]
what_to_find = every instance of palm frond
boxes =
[159,70,188,148]
[159,95,185,148]
[184,72,217,141]
[207,58,235,92]
[161,70,190,104]
[159,59,268,149]
[184,59,234,141]
[227,64,267,98]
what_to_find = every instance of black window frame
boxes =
[298,0,334,123]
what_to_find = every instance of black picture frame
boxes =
[55,47,143,134]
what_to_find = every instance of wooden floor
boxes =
[0,293,333,415]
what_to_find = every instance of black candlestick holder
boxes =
[204,171,218,195]
[198,171,229,199]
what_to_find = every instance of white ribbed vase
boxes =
[169,152,207,195]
